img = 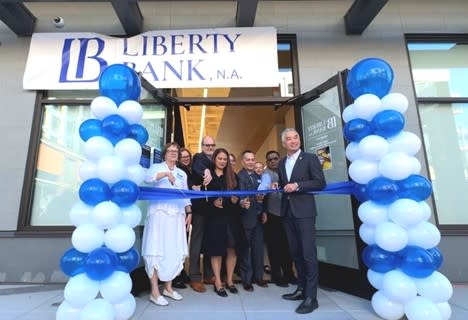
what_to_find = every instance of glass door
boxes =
[293,71,374,299]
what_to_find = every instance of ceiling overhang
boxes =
[0,0,387,37]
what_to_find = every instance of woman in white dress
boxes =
[142,142,192,306]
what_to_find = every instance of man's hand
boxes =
[240,197,250,209]
[203,169,212,186]
[284,182,299,193]
[261,212,267,224]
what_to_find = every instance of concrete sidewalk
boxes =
[1,283,468,319]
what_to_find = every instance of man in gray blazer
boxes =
[277,128,326,314]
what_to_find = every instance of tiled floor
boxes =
[1,283,467,319]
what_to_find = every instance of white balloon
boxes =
[371,291,404,320]
[407,221,441,249]
[404,296,442,320]
[90,96,118,120]
[126,164,145,185]
[358,201,389,225]
[100,271,133,304]
[409,156,422,175]
[97,156,126,184]
[382,270,417,303]
[64,274,100,308]
[91,201,121,230]
[349,159,380,184]
[414,271,453,303]
[388,199,425,227]
[79,161,98,181]
[117,100,143,125]
[436,302,452,320]
[56,300,81,320]
[72,224,105,253]
[381,92,409,114]
[69,201,93,226]
[359,224,376,245]
[388,131,421,155]
[419,201,432,221]
[368,269,385,290]
[79,298,115,320]
[113,294,136,320]
[84,137,114,163]
[114,139,142,165]
[105,224,136,253]
[375,222,408,252]
[379,152,414,180]
[342,104,356,123]
[358,135,390,161]
[353,94,382,121]
[345,142,360,162]
[120,204,142,228]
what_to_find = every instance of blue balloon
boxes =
[128,124,149,145]
[79,119,102,142]
[371,110,405,138]
[117,248,140,273]
[60,248,87,277]
[362,245,400,273]
[353,183,369,203]
[427,247,444,270]
[111,180,139,207]
[346,57,394,99]
[85,247,118,281]
[79,178,111,206]
[343,118,373,142]
[99,64,141,105]
[366,177,400,204]
[102,114,129,145]
[399,246,436,278]
[398,174,432,201]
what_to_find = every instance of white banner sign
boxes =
[23,27,279,90]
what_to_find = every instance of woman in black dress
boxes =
[203,148,246,297]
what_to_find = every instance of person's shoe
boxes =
[255,279,269,288]
[173,278,187,289]
[163,289,183,301]
[203,276,216,285]
[242,282,254,292]
[295,297,319,314]
[282,288,305,301]
[149,295,169,306]
[226,284,238,294]
[214,286,228,297]
[275,279,289,288]
[190,281,206,293]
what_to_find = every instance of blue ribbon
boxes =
[138,181,356,201]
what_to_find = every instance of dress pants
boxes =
[240,221,264,284]
[189,212,212,281]
[282,208,318,299]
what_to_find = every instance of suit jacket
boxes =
[278,151,326,218]
[237,168,262,229]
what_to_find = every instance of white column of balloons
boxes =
[344,58,453,320]
[57,64,148,320]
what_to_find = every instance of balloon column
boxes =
[57,64,148,320]
[345,58,453,320]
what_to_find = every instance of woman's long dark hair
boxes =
[212,148,237,190]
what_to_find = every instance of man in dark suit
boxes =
[277,128,326,314]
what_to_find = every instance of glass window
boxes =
[30,101,166,226]
[419,103,468,225]
[408,42,468,98]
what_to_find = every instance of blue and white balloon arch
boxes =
[345,57,452,320]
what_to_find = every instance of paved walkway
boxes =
[1,283,468,319]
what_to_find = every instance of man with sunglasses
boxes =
[189,136,216,292]
[261,150,295,288]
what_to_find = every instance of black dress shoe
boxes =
[242,282,254,292]
[295,297,319,314]
[255,279,269,288]
[172,278,187,289]
[226,285,238,294]
[282,288,305,301]
[214,286,228,297]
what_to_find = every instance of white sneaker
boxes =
[163,289,183,301]
[149,295,169,306]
